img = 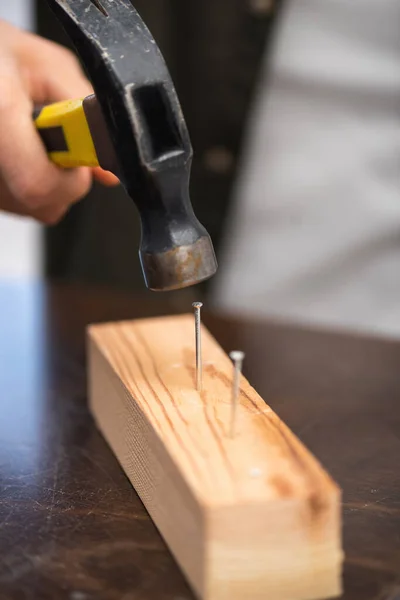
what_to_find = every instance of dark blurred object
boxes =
[36,0,281,291]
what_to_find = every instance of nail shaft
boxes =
[192,302,203,391]
[229,351,245,438]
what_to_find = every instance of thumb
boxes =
[92,167,120,187]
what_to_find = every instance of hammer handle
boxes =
[33,95,117,173]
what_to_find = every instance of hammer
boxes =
[34,0,217,292]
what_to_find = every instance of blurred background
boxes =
[0,1,41,279]
[1,0,400,336]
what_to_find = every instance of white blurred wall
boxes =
[0,0,42,279]
[214,0,400,338]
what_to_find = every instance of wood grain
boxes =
[88,314,343,600]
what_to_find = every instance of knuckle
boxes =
[40,208,66,226]
[0,74,21,114]
[12,166,91,212]
[35,40,84,79]
[56,46,82,70]
[0,90,14,114]
[78,178,92,200]
[13,172,57,209]
[71,170,92,201]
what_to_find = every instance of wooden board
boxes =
[88,315,343,600]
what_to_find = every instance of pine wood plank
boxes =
[88,314,343,600]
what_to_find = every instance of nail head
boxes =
[192,302,203,309]
[229,350,245,362]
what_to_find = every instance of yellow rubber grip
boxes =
[34,98,100,168]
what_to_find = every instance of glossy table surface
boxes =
[0,281,399,600]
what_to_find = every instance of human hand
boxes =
[0,20,118,225]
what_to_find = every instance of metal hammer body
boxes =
[38,0,217,291]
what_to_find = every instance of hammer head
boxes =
[47,0,217,291]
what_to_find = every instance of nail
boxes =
[229,350,245,438]
[192,302,203,391]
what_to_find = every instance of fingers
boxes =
[12,28,121,190]
[0,177,71,225]
[0,21,92,103]
[0,22,119,224]
[0,166,89,225]
[27,42,122,189]
[0,57,92,217]
[30,202,71,225]
[18,33,93,103]
[18,35,121,190]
